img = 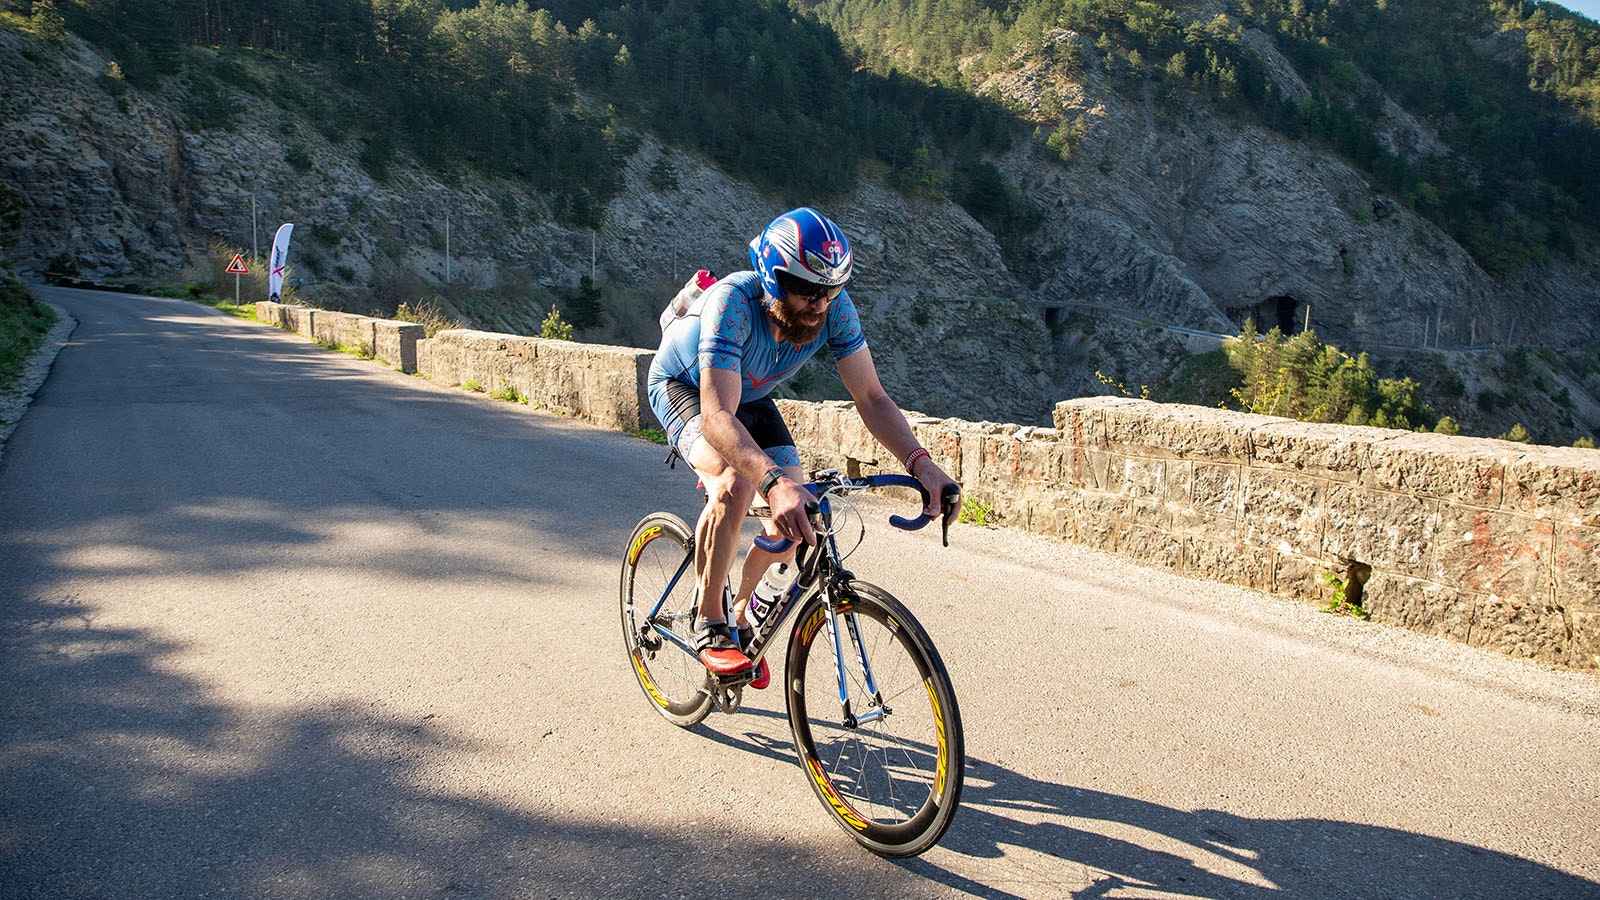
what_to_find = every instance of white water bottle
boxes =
[746,561,797,631]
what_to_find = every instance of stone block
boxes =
[1249,419,1379,484]
[1184,533,1274,592]
[1321,482,1440,573]
[1434,505,1553,600]
[281,306,314,338]
[372,320,424,373]
[1570,608,1600,671]
[1052,397,1125,450]
[415,337,434,376]
[1068,491,1125,552]
[1179,462,1244,540]
[420,329,652,432]
[1552,523,1598,610]
[1471,592,1570,663]
[1098,399,1259,462]
[1240,468,1325,559]
[1361,431,1506,507]
[1120,524,1183,569]
[1274,552,1328,603]
[1502,446,1600,525]
[311,310,363,349]
[1362,574,1477,643]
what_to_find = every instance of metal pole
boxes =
[445,213,451,283]
[234,272,240,307]
[251,195,258,262]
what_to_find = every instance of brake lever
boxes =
[939,483,961,547]
[888,482,963,548]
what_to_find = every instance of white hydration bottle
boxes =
[746,561,798,632]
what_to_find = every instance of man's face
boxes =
[770,282,841,345]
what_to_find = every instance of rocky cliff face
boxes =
[980,27,1598,355]
[3,26,1598,434]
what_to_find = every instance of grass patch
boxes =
[638,426,668,444]
[329,340,374,360]
[0,281,60,396]
[153,281,260,322]
[958,496,996,527]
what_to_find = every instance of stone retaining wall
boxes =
[416,329,653,433]
[256,301,423,375]
[780,396,1599,671]
[254,303,1599,671]
[256,302,651,434]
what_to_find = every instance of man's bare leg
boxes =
[688,445,756,625]
[732,465,803,627]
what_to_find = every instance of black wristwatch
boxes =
[758,466,785,499]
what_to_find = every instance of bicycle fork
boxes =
[823,585,889,729]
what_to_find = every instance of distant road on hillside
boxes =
[2,285,1596,899]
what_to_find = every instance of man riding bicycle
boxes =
[647,207,961,685]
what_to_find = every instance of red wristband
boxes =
[904,447,930,474]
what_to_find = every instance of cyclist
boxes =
[647,207,960,685]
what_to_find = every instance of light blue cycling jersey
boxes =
[648,270,867,401]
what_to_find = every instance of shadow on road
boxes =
[898,753,1598,899]
[0,593,913,899]
[656,689,1596,899]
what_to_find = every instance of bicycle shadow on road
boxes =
[902,753,1598,899]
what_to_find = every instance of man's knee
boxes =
[700,465,756,511]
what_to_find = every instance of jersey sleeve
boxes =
[825,290,868,360]
[697,282,754,373]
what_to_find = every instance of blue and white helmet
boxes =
[747,207,853,300]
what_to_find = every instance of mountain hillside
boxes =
[2,1,1598,442]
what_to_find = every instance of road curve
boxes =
[2,286,1597,899]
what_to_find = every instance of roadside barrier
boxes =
[258,301,1600,672]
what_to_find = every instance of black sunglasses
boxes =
[789,283,842,305]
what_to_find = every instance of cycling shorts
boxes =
[654,379,801,469]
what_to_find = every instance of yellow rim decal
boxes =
[800,606,826,645]
[631,649,670,709]
[926,678,947,802]
[807,757,870,830]
[627,525,661,566]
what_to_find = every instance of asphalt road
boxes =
[3,286,1598,900]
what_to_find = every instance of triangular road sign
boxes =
[226,254,249,274]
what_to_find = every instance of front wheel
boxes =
[785,581,964,857]
[620,513,712,727]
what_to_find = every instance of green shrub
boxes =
[284,143,313,171]
[540,305,574,341]
[1497,423,1532,443]
[1223,321,1437,430]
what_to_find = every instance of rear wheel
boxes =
[785,581,964,857]
[620,513,712,727]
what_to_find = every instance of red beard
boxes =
[770,295,826,345]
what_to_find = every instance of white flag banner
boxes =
[269,223,294,301]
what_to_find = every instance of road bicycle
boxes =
[619,469,964,857]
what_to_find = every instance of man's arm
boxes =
[698,366,818,543]
[836,348,960,517]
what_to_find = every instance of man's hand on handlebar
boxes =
[766,475,818,545]
[912,459,961,524]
